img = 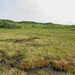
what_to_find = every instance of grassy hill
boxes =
[0,19,75,30]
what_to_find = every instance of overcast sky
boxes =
[0,0,75,25]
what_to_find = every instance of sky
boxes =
[0,0,75,25]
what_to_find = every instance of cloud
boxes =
[0,0,75,24]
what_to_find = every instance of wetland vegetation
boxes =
[0,19,75,75]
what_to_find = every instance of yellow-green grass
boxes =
[0,28,75,75]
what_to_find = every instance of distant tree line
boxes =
[0,19,75,30]
[0,20,21,29]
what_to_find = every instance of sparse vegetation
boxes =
[0,19,75,75]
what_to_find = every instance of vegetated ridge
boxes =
[0,19,75,30]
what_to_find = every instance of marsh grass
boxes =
[0,28,75,75]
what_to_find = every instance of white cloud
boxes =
[0,0,75,25]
